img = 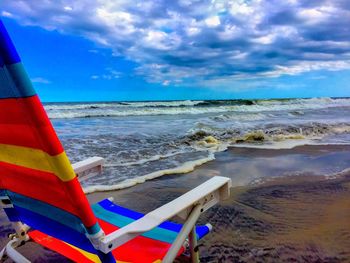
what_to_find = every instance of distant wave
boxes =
[45,97,350,119]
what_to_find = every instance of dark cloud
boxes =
[1,0,349,86]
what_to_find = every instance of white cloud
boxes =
[63,6,73,11]
[1,0,350,87]
[91,69,123,80]
[31,77,51,84]
[162,80,170,86]
[1,11,12,17]
[205,16,220,27]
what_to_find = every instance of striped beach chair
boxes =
[0,19,231,263]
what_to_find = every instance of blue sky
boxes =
[1,0,350,102]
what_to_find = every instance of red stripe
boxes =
[0,161,77,216]
[29,231,96,263]
[0,162,96,227]
[98,219,183,263]
[64,178,97,227]
[0,95,63,155]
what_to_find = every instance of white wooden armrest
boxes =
[72,157,104,180]
[98,176,231,253]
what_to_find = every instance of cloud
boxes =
[31,77,51,84]
[91,68,123,80]
[1,0,350,87]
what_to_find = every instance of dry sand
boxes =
[1,145,350,262]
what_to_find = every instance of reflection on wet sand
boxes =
[200,172,350,262]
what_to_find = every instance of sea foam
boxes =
[83,153,215,193]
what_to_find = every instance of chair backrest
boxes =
[0,19,103,251]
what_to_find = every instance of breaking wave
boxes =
[45,97,350,119]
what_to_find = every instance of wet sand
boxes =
[1,144,350,262]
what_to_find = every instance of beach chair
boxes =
[0,20,231,263]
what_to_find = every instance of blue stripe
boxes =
[86,222,101,235]
[0,189,19,221]
[5,191,86,234]
[98,199,210,239]
[0,20,36,99]
[14,206,97,253]
[0,20,21,65]
[93,204,179,244]
[0,55,4,67]
[3,207,19,222]
[0,65,18,98]
[96,251,116,263]
[0,63,36,99]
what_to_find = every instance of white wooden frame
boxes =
[97,176,231,262]
[72,156,104,180]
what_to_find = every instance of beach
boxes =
[1,98,350,262]
[2,144,350,262]
[87,145,350,262]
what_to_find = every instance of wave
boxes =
[46,97,350,119]
[81,122,350,193]
[78,120,350,193]
[83,152,215,193]
[103,151,189,167]
[186,122,350,149]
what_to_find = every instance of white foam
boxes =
[325,167,350,179]
[83,153,215,194]
[231,139,315,149]
[193,136,229,153]
[46,98,350,119]
[104,151,188,167]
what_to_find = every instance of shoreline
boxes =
[83,142,350,195]
[88,143,350,201]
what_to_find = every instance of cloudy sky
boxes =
[1,0,350,102]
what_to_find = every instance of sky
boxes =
[1,0,350,102]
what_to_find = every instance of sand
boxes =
[1,144,350,262]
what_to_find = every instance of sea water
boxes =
[46,97,350,192]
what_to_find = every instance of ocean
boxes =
[46,97,350,193]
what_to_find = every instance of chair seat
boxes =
[29,199,211,263]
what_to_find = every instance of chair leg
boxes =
[0,222,31,263]
[163,204,202,263]
[189,227,199,263]
[0,238,31,263]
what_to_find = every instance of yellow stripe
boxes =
[0,143,76,181]
[64,242,102,263]
[64,242,130,263]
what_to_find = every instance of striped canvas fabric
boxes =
[0,19,114,262]
[29,199,211,262]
